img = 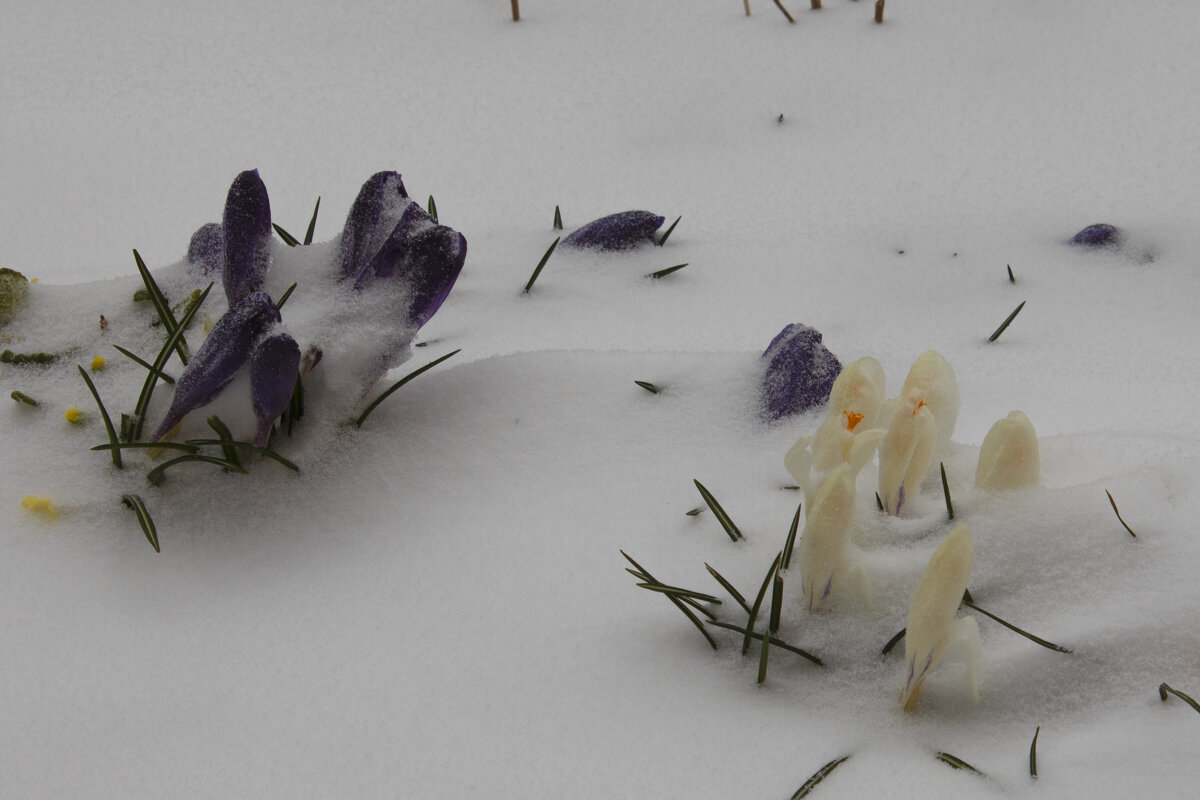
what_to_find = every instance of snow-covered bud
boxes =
[250,333,301,448]
[798,463,865,611]
[561,210,664,251]
[222,170,272,305]
[186,222,223,276]
[760,323,842,421]
[975,410,1039,490]
[338,171,410,282]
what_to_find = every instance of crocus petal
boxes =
[338,171,410,281]
[250,332,301,448]
[186,222,224,276]
[759,323,842,420]
[901,524,977,712]
[561,210,665,251]
[1068,223,1122,249]
[975,410,1039,490]
[222,170,273,305]
[877,390,936,515]
[826,356,886,430]
[352,201,436,290]
[151,292,281,441]
[899,350,959,453]
[798,463,859,611]
[398,226,468,328]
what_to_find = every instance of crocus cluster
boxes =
[156,169,466,446]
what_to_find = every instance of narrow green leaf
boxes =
[1007,264,1016,284]
[743,552,781,655]
[791,756,851,800]
[1029,726,1040,779]
[1106,489,1138,538]
[121,494,160,553]
[704,563,752,615]
[647,263,688,279]
[773,0,797,24]
[275,282,298,310]
[757,617,771,683]
[881,627,906,656]
[1159,683,1200,714]
[427,195,438,223]
[706,620,823,665]
[303,196,321,245]
[769,563,784,635]
[91,442,199,454]
[523,237,560,294]
[685,506,705,517]
[936,752,985,776]
[10,390,37,406]
[619,550,655,582]
[634,582,723,607]
[656,215,681,246]
[987,300,1026,343]
[782,501,802,570]
[183,438,300,472]
[133,249,189,364]
[634,380,661,394]
[962,600,1072,653]
[77,365,123,469]
[693,479,743,542]
[553,205,563,230]
[273,223,301,247]
[940,462,954,521]
[204,415,242,468]
[112,345,175,384]
[875,492,884,511]
[355,349,462,428]
[146,454,249,486]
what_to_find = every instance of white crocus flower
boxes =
[900,524,980,712]
[877,388,936,515]
[899,350,959,456]
[827,356,886,431]
[798,463,867,611]
[975,410,1039,490]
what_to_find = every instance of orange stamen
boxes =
[843,410,865,432]
[912,400,927,417]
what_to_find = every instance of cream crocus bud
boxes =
[877,389,936,515]
[975,411,1039,490]
[900,524,980,712]
[798,463,866,611]
[900,350,959,454]
[826,356,886,430]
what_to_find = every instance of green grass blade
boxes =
[987,300,1026,343]
[92,442,199,454]
[743,552,781,655]
[427,195,438,223]
[634,380,661,394]
[692,479,743,542]
[303,196,321,245]
[962,600,1072,653]
[635,582,723,607]
[670,595,719,650]
[121,494,160,553]
[791,756,850,799]
[706,620,823,665]
[936,752,985,776]
[10,390,37,406]
[881,627,906,656]
[757,617,772,683]
[1106,489,1138,538]
[77,365,123,469]
[275,282,298,310]
[656,215,681,246]
[769,561,784,634]
[647,263,688,279]
[183,439,300,472]
[940,462,954,521]
[146,454,249,486]
[1159,683,1200,714]
[112,345,175,384]
[133,249,189,364]
[1029,726,1040,778]
[355,349,462,428]
[205,415,242,468]
[129,282,212,441]
[782,501,802,570]
[273,223,300,247]
[704,563,752,615]
[620,550,655,582]
[1007,264,1016,284]
[553,205,563,230]
[523,237,560,294]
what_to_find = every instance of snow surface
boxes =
[3,1,1200,797]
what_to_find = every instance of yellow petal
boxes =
[21,495,58,519]
[90,355,105,372]
[63,407,84,424]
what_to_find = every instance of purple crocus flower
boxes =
[561,211,665,251]
[352,201,435,289]
[250,332,301,448]
[396,225,468,328]
[1068,223,1122,249]
[186,222,223,276]
[151,292,281,442]
[223,170,273,305]
[760,323,842,421]
[338,171,411,281]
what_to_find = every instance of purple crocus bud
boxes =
[250,332,301,448]
[561,210,665,251]
[223,170,273,305]
[1068,223,1122,249]
[150,292,281,441]
[186,222,223,276]
[338,171,410,281]
[760,323,842,421]
[396,225,467,328]
[352,201,435,289]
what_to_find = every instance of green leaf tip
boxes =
[692,479,743,542]
[647,263,688,279]
[523,237,560,294]
[791,755,850,800]
[1159,683,1200,714]
[355,349,462,428]
[656,216,681,246]
[1106,489,1138,538]
[988,300,1026,343]
[121,494,160,553]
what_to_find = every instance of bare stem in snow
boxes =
[511,0,519,22]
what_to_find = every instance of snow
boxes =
[3,1,1200,797]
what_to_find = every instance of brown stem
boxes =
[875,0,885,23]
[811,0,822,8]
[744,0,751,16]
[773,0,796,23]
[511,0,520,22]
